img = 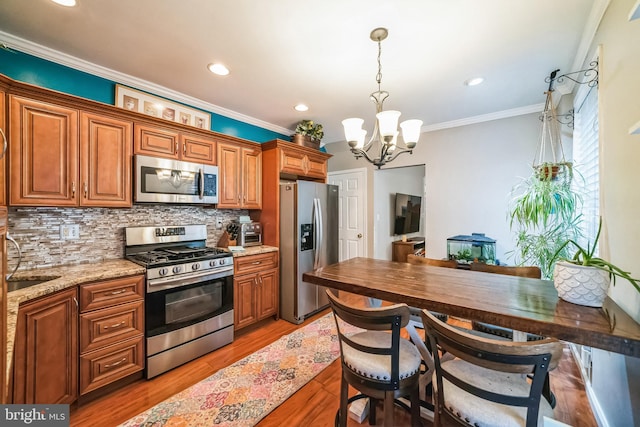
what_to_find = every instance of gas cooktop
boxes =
[127,246,230,268]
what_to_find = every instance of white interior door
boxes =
[328,168,367,261]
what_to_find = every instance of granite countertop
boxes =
[227,245,279,257]
[5,259,145,385]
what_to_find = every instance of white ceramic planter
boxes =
[553,261,610,307]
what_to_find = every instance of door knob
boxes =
[357,233,363,238]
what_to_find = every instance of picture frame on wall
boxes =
[115,84,210,130]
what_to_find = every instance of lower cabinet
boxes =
[11,274,144,403]
[233,251,279,330]
[12,288,79,404]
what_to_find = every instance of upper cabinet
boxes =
[0,88,7,206]
[217,141,261,209]
[9,96,132,207]
[134,123,216,165]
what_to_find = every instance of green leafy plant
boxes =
[508,165,583,278]
[295,120,324,141]
[550,218,640,293]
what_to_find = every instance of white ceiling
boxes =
[0,0,603,144]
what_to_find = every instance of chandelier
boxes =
[342,28,423,169]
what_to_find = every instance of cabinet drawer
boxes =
[80,300,144,353]
[80,275,144,312]
[79,336,144,395]
[234,252,278,275]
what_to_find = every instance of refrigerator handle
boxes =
[313,197,323,269]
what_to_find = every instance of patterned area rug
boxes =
[120,313,352,427]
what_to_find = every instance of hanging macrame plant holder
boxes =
[533,81,572,184]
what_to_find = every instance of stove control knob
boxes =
[192,263,200,271]
[219,258,227,265]
[159,268,169,276]
[209,260,218,267]
[173,266,182,274]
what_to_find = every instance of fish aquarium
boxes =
[447,233,496,264]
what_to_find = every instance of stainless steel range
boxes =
[125,224,234,379]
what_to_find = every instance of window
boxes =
[572,62,599,252]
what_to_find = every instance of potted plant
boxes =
[292,119,323,148]
[550,218,640,307]
[508,166,583,278]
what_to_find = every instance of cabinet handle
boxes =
[104,358,127,369]
[175,141,179,154]
[72,181,76,197]
[83,182,88,198]
[108,289,127,296]
[73,297,79,308]
[183,142,186,155]
[251,261,261,265]
[259,276,263,285]
[104,321,126,330]
[0,128,7,160]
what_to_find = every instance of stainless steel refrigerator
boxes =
[280,180,339,324]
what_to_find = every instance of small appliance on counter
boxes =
[238,221,263,247]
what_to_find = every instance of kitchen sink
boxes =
[7,277,60,292]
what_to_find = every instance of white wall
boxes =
[372,165,425,260]
[583,0,640,425]
[326,112,542,264]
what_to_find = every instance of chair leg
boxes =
[339,376,348,427]
[369,398,377,425]
[383,391,394,427]
[410,387,422,427]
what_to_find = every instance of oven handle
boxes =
[147,266,233,293]
[199,168,204,199]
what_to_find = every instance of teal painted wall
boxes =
[0,48,288,143]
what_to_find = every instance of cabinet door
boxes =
[304,152,328,179]
[256,268,278,320]
[217,142,241,208]
[242,147,262,209]
[9,96,79,206]
[134,124,179,158]
[80,112,133,207]
[181,133,216,165]
[279,149,306,176]
[0,91,6,206]
[12,288,78,404]
[234,274,257,330]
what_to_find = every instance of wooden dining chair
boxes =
[407,254,458,269]
[326,290,422,427]
[420,309,564,427]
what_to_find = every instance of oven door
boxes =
[145,271,233,338]
[135,154,218,204]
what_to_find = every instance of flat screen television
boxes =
[393,192,422,235]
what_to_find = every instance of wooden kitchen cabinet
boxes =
[134,123,216,165]
[1,89,7,206]
[12,287,79,404]
[0,207,7,404]
[217,141,262,209]
[79,275,144,395]
[9,96,79,206]
[233,251,278,330]
[256,139,332,247]
[9,95,133,207]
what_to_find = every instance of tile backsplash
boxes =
[7,205,247,271]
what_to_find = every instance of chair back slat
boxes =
[407,254,458,268]
[470,263,542,278]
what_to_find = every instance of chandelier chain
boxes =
[376,38,383,92]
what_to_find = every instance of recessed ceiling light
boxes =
[207,63,229,76]
[464,77,484,86]
[51,0,77,6]
[294,104,309,112]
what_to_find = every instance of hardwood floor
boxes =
[70,292,598,426]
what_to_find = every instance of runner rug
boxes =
[120,312,354,427]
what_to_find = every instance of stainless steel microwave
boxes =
[135,154,218,204]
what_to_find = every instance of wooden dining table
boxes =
[302,257,640,358]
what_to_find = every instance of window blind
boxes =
[572,72,599,252]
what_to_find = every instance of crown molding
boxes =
[0,30,293,137]
[421,103,546,133]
